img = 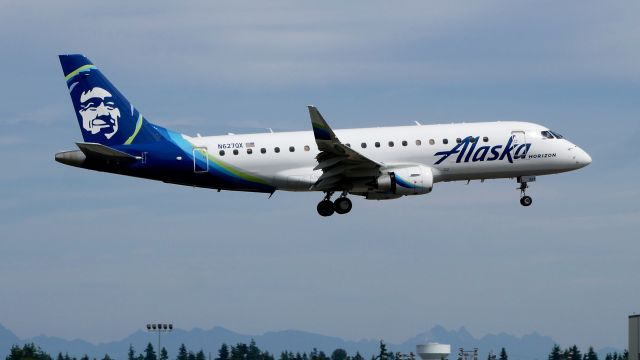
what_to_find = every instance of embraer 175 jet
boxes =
[55,55,592,216]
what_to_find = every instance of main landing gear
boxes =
[317,192,353,216]
[517,176,535,207]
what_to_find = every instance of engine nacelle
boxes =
[374,165,433,195]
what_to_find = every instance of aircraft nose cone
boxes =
[575,147,592,167]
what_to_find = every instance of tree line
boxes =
[4,339,630,360]
[546,345,628,360]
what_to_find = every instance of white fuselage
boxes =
[185,121,591,192]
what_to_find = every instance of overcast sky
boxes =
[1,0,639,351]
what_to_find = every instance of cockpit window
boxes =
[550,130,563,139]
[541,131,555,139]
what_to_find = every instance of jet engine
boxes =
[373,165,433,196]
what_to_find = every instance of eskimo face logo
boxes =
[78,87,120,139]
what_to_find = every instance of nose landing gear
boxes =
[517,176,535,207]
[520,194,533,206]
[316,191,353,216]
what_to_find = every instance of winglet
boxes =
[308,105,336,141]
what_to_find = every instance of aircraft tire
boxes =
[520,196,533,207]
[334,197,352,214]
[317,200,335,216]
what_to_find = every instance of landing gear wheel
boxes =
[334,197,352,214]
[317,200,335,217]
[520,195,533,207]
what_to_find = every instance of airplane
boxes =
[55,54,592,216]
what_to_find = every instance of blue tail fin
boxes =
[59,54,162,146]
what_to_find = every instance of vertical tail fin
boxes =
[59,54,161,146]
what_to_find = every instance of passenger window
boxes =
[289,146,295,152]
[233,149,239,155]
[274,147,280,153]
[345,143,351,148]
[483,136,489,142]
[375,142,380,148]
[219,150,225,156]
[247,148,253,154]
[304,145,310,151]
[429,139,435,145]
[470,137,476,143]
[456,138,461,144]
[260,148,266,154]
[402,140,408,146]
[361,142,367,148]
[415,140,422,146]
[388,141,394,147]
[443,139,448,144]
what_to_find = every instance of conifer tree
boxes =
[549,345,562,360]
[377,341,392,360]
[144,343,157,360]
[231,344,248,360]
[217,344,230,360]
[331,349,348,360]
[129,345,137,360]
[584,347,598,360]
[160,348,169,360]
[177,344,189,360]
[570,345,582,360]
[263,351,275,360]
[7,343,52,360]
[499,348,508,360]
[247,340,260,360]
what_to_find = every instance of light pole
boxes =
[146,323,173,358]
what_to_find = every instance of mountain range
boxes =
[0,323,620,360]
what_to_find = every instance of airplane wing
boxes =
[308,105,382,190]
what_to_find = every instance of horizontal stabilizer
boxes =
[76,142,140,160]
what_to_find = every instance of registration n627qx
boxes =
[55,55,592,216]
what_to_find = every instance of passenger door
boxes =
[192,146,209,173]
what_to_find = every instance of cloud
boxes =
[2,1,638,88]
[0,136,25,146]
[0,104,66,125]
